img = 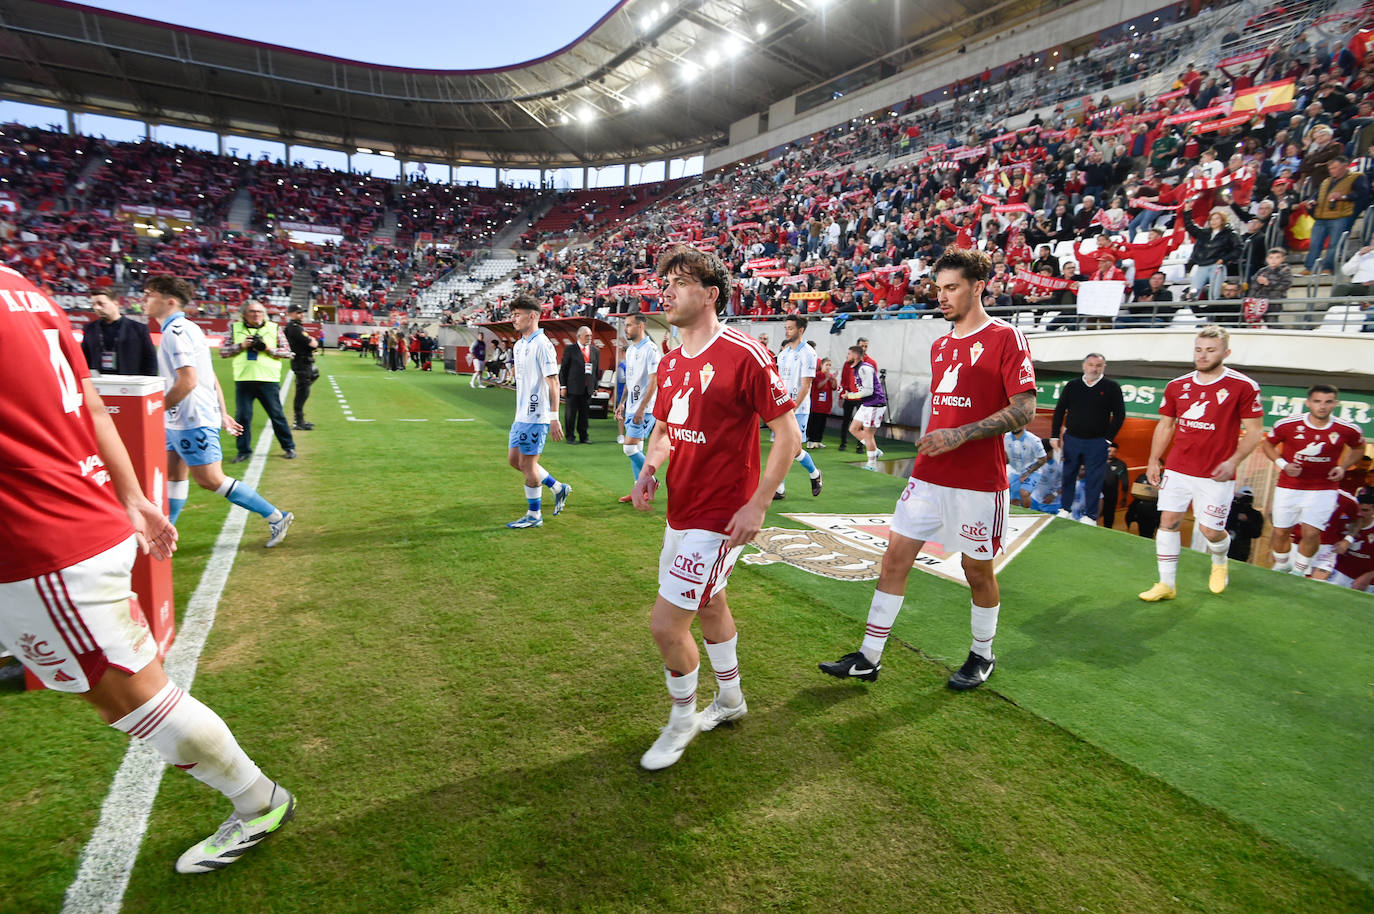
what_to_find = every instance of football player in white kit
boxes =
[773,314,824,499]
[616,312,660,503]
[145,276,294,547]
[505,294,571,528]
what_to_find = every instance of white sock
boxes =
[665,665,698,725]
[1271,550,1292,571]
[1156,529,1180,587]
[1206,534,1231,565]
[1293,553,1312,576]
[860,590,903,664]
[866,449,878,464]
[704,634,742,705]
[111,682,274,817]
[971,602,999,659]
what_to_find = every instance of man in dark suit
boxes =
[80,290,157,376]
[558,325,600,444]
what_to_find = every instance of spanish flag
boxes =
[1231,79,1296,115]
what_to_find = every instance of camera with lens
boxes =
[245,335,268,353]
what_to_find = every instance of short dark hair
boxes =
[626,311,647,326]
[848,345,865,357]
[932,247,993,283]
[1308,383,1339,397]
[509,293,540,312]
[656,244,731,314]
[144,275,193,305]
[785,314,808,329]
[1330,154,1351,165]
[1267,247,1286,256]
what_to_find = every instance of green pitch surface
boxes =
[1,350,1370,913]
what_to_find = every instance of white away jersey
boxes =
[513,329,559,423]
[157,312,221,430]
[776,340,818,409]
[624,336,661,417]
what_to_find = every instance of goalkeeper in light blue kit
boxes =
[505,294,571,528]
[773,314,824,499]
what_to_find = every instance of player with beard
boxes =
[820,247,1037,691]
[1262,384,1365,577]
[1139,326,1265,600]
[630,245,801,769]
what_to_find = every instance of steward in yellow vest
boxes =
[218,301,298,461]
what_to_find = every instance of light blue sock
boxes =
[797,452,818,475]
[524,484,542,514]
[629,450,646,480]
[215,477,278,520]
[167,479,189,525]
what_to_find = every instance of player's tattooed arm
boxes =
[919,392,1036,457]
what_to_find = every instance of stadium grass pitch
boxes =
[0,350,1370,913]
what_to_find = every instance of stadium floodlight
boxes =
[638,83,661,104]
[705,48,721,65]
[756,21,767,36]
[379,150,395,157]
[357,147,373,154]
[680,61,700,82]
[724,35,744,58]
[658,1,668,14]
[579,106,597,123]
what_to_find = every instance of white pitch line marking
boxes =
[61,379,293,914]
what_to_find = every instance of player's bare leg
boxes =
[697,590,747,730]
[821,532,923,682]
[507,449,569,527]
[643,597,704,769]
[1141,510,1184,601]
[850,419,882,470]
[83,660,294,873]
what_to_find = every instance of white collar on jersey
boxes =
[949,316,993,340]
[679,326,724,360]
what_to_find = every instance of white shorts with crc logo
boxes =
[658,527,744,611]
[1157,470,1234,531]
[853,405,885,428]
[1329,570,1371,591]
[0,536,157,692]
[890,478,1010,559]
[1271,486,1338,531]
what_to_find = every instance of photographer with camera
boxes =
[220,300,297,462]
[284,303,319,431]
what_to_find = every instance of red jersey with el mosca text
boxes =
[0,266,132,582]
[912,317,1037,492]
[654,327,794,534]
[1159,368,1264,478]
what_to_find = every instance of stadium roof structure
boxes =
[0,0,1036,168]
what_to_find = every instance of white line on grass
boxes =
[62,379,292,914]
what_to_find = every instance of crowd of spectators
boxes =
[248,162,393,240]
[86,142,245,221]
[471,1,1374,335]
[0,125,99,211]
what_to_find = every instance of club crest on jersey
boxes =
[669,358,677,369]
[700,363,715,392]
[1330,431,1340,444]
[969,342,985,365]
[1217,389,1230,404]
